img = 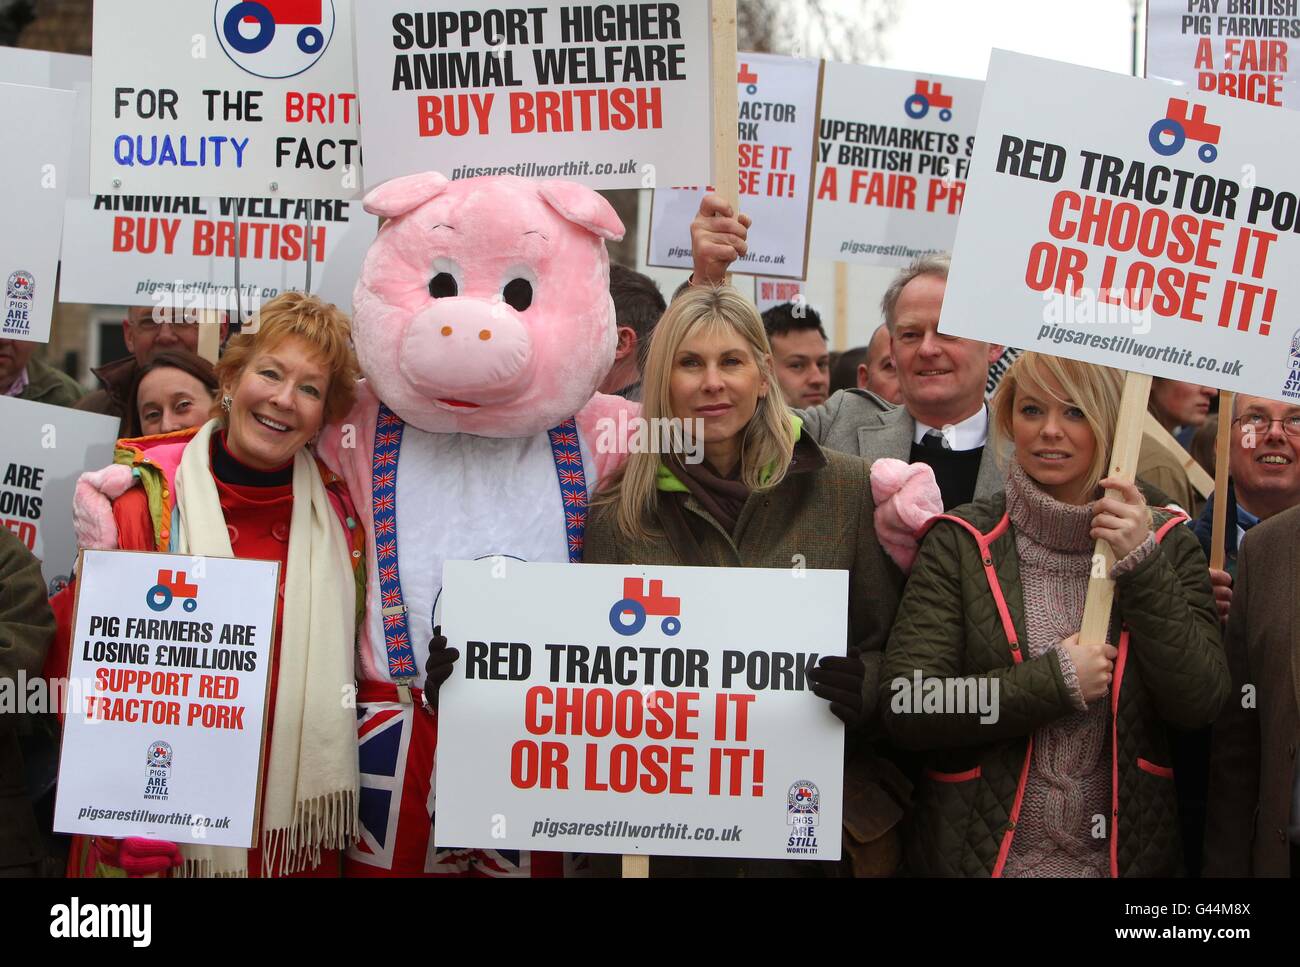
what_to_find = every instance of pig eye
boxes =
[503,278,533,312]
[428,273,458,299]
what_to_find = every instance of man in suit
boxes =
[1203,503,1300,876]
[798,256,1006,509]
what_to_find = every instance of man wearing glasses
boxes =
[74,306,228,431]
[1191,396,1300,574]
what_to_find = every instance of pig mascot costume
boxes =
[320,173,637,877]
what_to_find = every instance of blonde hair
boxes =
[214,292,359,425]
[990,351,1124,497]
[600,285,797,541]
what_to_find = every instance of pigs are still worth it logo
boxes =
[786,780,820,856]
[215,0,335,80]
[608,577,682,637]
[3,270,35,336]
[145,740,172,801]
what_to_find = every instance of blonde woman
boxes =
[882,352,1228,877]
[69,293,364,878]
[582,285,908,876]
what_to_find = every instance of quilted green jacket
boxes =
[880,491,1228,877]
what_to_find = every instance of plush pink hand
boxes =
[870,458,943,574]
[73,463,136,551]
[119,837,183,877]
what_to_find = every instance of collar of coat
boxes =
[91,355,141,405]
[655,415,816,492]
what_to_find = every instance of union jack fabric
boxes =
[370,408,590,683]
[547,418,588,562]
[345,695,568,878]
[352,409,591,877]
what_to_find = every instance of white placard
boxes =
[1147,0,1300,109]
[941,50,1300,404]
[0,397,119,594]
[647,53,822,279]
[59,196,375,311]
[434,560,846,862]
[0,83,75,344]
[0,47,93,197]
[0,49,377,310]
[54,550,278,849]
[90,0,362,199]
[352,0,714,190]
[810,62,982,268]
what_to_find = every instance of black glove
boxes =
[807,648,865,728]
[423,625,460,710]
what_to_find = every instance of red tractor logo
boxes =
[222,0,325,55]
[146,569,200,613]
[609,578,682,637]
[1149,98,1220,163]
[904,80,953,122]
[738,63,759,95]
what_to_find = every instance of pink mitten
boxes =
[870,458,944,574]
[73,463,136,551]
[119,837,183,877]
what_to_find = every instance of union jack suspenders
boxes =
[370,405,588,693]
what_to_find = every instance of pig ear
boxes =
[363,172,451,219]
[537,180,625,242]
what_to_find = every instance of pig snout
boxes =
[398,298,534,406]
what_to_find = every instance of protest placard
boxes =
[352,1,713,190]
[0,398,119,594]
[755,276,807,314]
[0,82,75,345]
[0,50,375,313]
[1147,0,1300,109]
[433,560,845,862]
[59,195,375,312]
[53,550,278,849]
[810,63,982,268]
[647,53,822,279]
[940,50,1299,405]
[90,0,362,199]
[0,47,92,197]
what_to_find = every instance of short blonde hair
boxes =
[215,292,358,425]
[599,285,796,541]
[991,352,1124,496]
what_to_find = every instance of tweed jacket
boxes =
[1203,504,1300,876]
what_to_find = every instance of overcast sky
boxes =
[877,0,1144,79]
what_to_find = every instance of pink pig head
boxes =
[353,173,625,436]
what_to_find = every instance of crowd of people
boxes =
[2,190,1299,879]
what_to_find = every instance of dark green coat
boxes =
[880,492,1228,877]
[583,433,907,875]
[18,357,84,408]
[0,529,55,869]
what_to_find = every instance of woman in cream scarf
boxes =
[71,293,363,878]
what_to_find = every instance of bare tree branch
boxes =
[738,0,901,63]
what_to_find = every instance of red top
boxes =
[67,439,340,878]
